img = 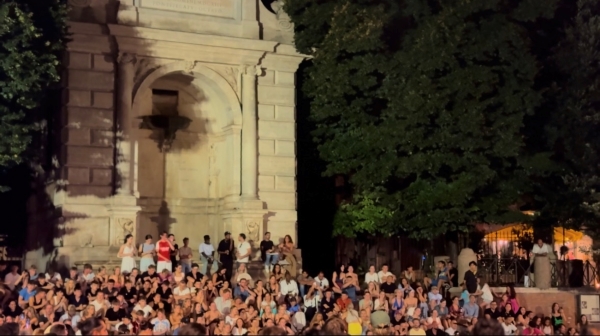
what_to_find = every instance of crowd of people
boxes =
[0,232,592,335]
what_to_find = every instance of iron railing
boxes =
[478,256,597,288]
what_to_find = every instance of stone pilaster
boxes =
[241,65,260,199]
[116,53,136,195]
[107,195,141,245]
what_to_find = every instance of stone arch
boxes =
[132,61,242,128]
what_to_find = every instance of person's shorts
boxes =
[431,279,439,286]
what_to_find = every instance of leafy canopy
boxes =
[0,0,68,178]
[538,0,600,232]
[286,0,557,238]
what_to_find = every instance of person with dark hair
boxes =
[464,261,478,294]
[522,319,544,335]
[0,322,20,335]
[472,317,505,335]
[77,317,107,336]
[175,323,207,335]
[259,326,288,335]
[217,232,234,280]
[49,323,69,335]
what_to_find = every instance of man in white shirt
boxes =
[173,280,191,302]
[90,292,109,316]
[530,238,554,282]
[132,298,154,318]
[377,264,394,283]
[199,235,217,275]
[280,272,299,297]
[214,289,232,315]
[531,238,553,256]
[236,233,252,264]
[314,272,329,291]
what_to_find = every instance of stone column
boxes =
[241,65,259,199]
[116,53,136,195]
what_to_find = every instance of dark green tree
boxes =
[539,0,600,233]
[0,0,68,186]
[286,0,557,239]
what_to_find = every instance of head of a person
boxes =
[145,234,152,242]
[472,318,504,335]
[168,234,175,242]
[178,323,208,336]
[537,238,544,247]
[259,326,285,335]
[78,317,107,336]
[284,235,293,244]
[183,237,189,246]
[264,232,271,240]
[381,264,389,272]
[204,235,210,243]
[469,295,476,303]
[124,234,133,244]
[284,272,291,282]
[225,231,231,239]
[448,261,454,268]
[160,231,168,240]
[469,261,477,271]
[438,260,446,269]
[238,233,246,242]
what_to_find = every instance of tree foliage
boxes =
[0,0,68,181]
[539,0,600,233]
[287,0,557,239]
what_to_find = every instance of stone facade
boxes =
[25,0,305,269]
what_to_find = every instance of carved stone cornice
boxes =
[118,52,137,66]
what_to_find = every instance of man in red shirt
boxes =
[336,291,352,312]
[155,231,174,273]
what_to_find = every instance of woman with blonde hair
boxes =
[278,235,298,277]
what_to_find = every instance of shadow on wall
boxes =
[150,201,178,235]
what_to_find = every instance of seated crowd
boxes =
[0,234,592,335]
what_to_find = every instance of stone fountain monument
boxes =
[24,0,306,272]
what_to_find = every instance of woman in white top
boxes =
[232,318,247,335]
[118,234,137,273]
[427,309,443,329]
[374,291,389,312]
[364,265,379,284]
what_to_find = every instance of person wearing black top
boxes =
[168,234,179,272]
[217,232,234,280]
[68,287,89,312]
[484,301,502,320]
[156,281,173,314]
[448,261,458,287]
[260,232,275,273]
[319,290,335,318]
[380,277,396,295]
[101,280,119,301]
[137,265,160,284]
[105,301,126,328]
[119,281,137,306]
[464,261,478,294]
[186,264,203,283]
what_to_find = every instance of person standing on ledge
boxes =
[464,261,478,295]
[168,234,179,272]
[156,232,175,273]
[217,232,234,280]
[529,238,553,282]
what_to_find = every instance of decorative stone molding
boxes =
[118,52,137,65]
[184,61,198,74]
[271,1,294,32]
[80,234,94,248]
[115,218,135,245]
[246,220,260,244]
[241,65,262,77]
[68,0,92,7]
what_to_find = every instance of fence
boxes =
[478,256,597,288]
